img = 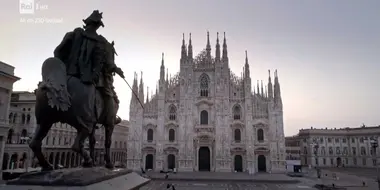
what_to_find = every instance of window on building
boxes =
[199,74,209,97]
[232,105,241,120]
[329,147,333,155]
[169,129,175,142]
[335,138,339,143]
[8,113,13,123]
[328,138,332,143]
[234,129,241,142]
[360,137,364,143]
[330,158,334,165]
[26,114,31,124]
[21,114,26,124]
[342,138,347,143]
[373,159,377,166]
[345,158,348,165]
[323,158,326,165]
[321,147,326,155]
[352,147,356,155]
[343,147,348,155]
[168,105,177,120]
[200,110,208,125]
[353,158,357,165]
[320,138,324,143]
[351,138,355,143]
[361,147,366,155]
[336,147,341,154]
[257,129,264,141]
[363,158,366,166]
[147,129,153,142]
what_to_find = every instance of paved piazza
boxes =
[140,181,314,190]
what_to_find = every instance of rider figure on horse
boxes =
[53,10,123,125]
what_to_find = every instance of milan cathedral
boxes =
[127,32,285,173]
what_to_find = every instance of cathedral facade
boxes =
[127,32,285,173]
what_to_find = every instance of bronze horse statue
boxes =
[29,40,119,171]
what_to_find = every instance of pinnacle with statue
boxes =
[6,10,149,189]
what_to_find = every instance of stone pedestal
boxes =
[2,167,150,190]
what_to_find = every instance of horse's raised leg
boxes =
[71,128,93,168]
[104,124,115,169]
[29,123,54,171]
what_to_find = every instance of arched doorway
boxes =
[257,155,266,172]
[145,154,154,170]
[198,147,210,171]
[336,157,342,167]
[234,155,243,172]
[167,154,175,170]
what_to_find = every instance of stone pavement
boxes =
[302,168,377,190]
[145,171,300,183]
[140,180,315,190]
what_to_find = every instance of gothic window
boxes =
[8,113,13,123]
[328,147,333,155]
[21,114,26,124]
[257,129,264,141]
[26,114,31,124]
[199,74,209,97]
[234,129,241,142]
[361,147,366,155]
[169,129,175,142]
[7,129,13,144]
[147,129,154,142]
[200,110,208,125]
[352,147,356,155]
[232,105,241,120]
[168,105,176,120]
[21,129,27,144]
[13,113,17,124]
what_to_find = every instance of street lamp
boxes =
[366,137,379,190]
[310,140,321,178]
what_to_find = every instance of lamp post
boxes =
[310,140,321,178]
[366,137,379,189]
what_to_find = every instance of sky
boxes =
[0,0,379,136]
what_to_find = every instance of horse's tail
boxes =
[38,57,71,111]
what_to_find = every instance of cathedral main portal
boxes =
[198,146,211,171]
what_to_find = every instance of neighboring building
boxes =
[128,32,285,173]
[298,125,380,168]
[2,91,128,175]
[0,61,20,177]
[285,135,301,160]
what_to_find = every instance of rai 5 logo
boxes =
[19,0,35,14]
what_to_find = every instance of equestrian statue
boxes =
[30,10,128,171]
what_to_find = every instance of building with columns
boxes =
[295,125,380,168]
[0,61,20,178]
[127,32,285,173]
[2,91,128,177]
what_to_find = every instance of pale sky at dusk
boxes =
[0,0,379,136]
